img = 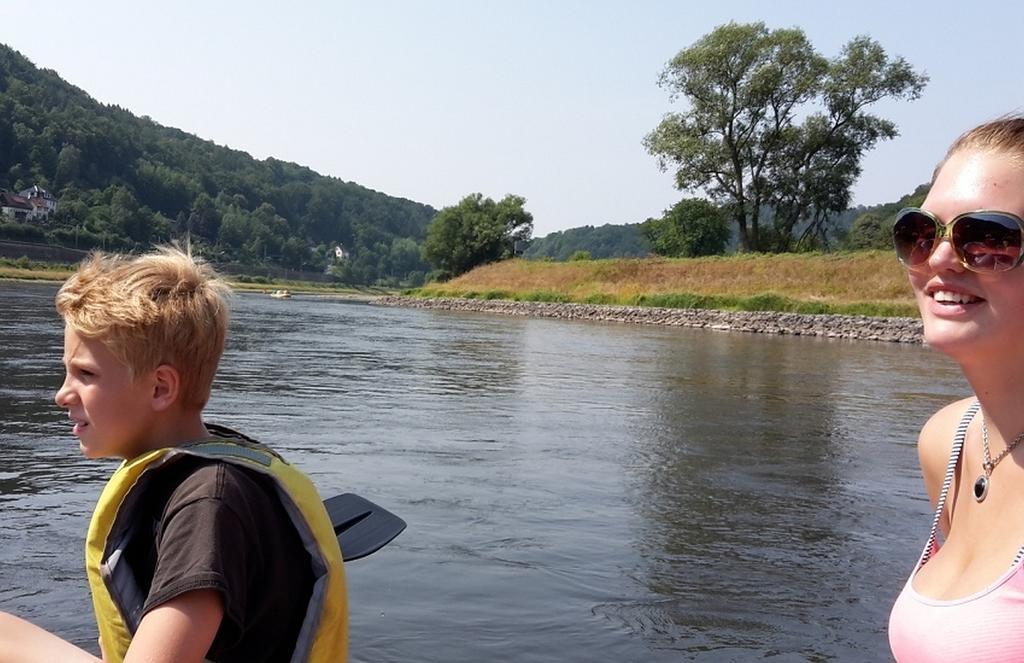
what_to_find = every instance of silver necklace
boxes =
[974,417,1024,502]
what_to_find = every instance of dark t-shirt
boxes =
[123,457,315,663]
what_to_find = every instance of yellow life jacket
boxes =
[85,431,348,663]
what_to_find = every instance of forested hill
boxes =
[525,223,650,260]
[0,44,436,284]
[526,184,929,261]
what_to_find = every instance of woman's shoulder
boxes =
[917,396,976,492]
[919,396,977,444]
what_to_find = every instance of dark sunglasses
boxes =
[892,207,1024,273]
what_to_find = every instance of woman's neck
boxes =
[963,359,1024,443]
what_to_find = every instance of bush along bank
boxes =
[373,296,924,344]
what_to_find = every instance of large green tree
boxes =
[644,22,928,252]
[423,193,533,279]
[642,198,730,258]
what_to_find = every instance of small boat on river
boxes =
[269,289,292,299]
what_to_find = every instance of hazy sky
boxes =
[3,1,1022,237]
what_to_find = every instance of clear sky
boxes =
[3,1,1022,237]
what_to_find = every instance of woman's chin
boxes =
[921,319,981,354]
[921,318,1015,364]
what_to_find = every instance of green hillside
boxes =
[525,223,650,260]
[522,187,929,262]
[0,44,435,285]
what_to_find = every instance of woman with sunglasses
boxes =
[888,116,1024,661]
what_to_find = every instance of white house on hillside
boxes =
[19,185,58,221]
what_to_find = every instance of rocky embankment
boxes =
[373,296,923,344]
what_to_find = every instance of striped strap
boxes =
[920,400,979,566]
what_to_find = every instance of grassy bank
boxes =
[414,251,919,318]
[0,262,75,282]
[0,260,391,298]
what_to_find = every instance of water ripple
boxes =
[1,283,964,661]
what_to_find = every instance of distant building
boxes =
[0,192,33,222]
[19,185,58,221]
[334,245,350,260]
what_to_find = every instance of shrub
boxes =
[583,293,617,305]
[523,290,568,303]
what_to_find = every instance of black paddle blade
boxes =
[324,493,406,562]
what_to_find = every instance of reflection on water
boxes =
[0,281,967,661]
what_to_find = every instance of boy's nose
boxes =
[54,377,72,408]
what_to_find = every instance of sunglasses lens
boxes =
[893,211,937,266]
[953,213,1024,272]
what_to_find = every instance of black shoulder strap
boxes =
[919,400,979,566]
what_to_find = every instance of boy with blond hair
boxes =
[0,247,347,663]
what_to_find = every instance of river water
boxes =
[0,280,966,661]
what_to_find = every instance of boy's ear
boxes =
[151,364,181,411]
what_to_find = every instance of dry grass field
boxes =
[417,251,919,317]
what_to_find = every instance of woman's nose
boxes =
[926,234,965,273]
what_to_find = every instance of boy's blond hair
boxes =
[55,246,230,409]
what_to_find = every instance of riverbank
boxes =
[228,280,391,298]
[375,295,924,344]
[416,252,918,318]
[0,262,391,298]
[0,264,74,282]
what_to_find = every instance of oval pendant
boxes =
[974,474,990,502]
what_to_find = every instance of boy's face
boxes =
[55,325,157,459]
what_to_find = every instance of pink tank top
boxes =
[889,401,1024,662]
